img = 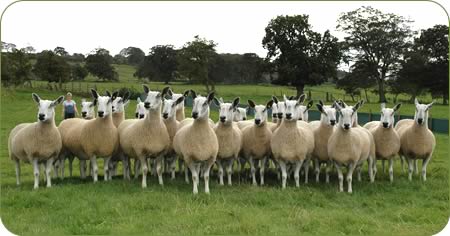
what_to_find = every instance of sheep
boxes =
[233,107,247,122]
[8,93,64,189]
[167,89,189,121]
[173,90,218,194]
[119,85,170,188]
[395,98,436,181]
[111,91,130,128]
[311,101,337,183]
[363,103,402,182]
[297,100,314,122]
[80,99,96,120]
[240,99,274,186]
[213,97,243,186]
[271,95,315,188]
[161,94,185,179]
[328,101,374,193]
[79,89,119,182]
[135,97,146,119]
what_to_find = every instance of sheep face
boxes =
[112,97,129,113]
[276,102,285,119]
[171,93,185,112]
[217,97,240,124]
[414,98,433,126]
[81,99,96,119]
[336,101,361,130]
[32,93,64,122]
[248,99,273,126]
[317,103,337,126]
[135,98,146,119]
[380,103,402,128]
[297,100,313,121]
[191,91,214,120]
[271,104,278,121]
[233,107,247,121]
[283,94,304,121]
[91,89,112,118]
[162,96,185,120]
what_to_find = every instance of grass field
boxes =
[0,87,449,235]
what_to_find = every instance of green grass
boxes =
[0,87,449,235]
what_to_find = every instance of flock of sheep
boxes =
[8,85,436,194]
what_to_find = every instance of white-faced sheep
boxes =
[80,99,96,120]
[395,98,436,181]
[167,89,189,121]
[173,90,219,194]
[119,85,170,188]
[241,99,274,186]
[233,107,247,122]
[8,93,64,189]
[135,97,146,119]
[79,89,119,182]
[328,101,374,193]
[213,97,243,186]
[311,101,337,183]
[363,103,402,182]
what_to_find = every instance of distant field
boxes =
[0,87,449,235]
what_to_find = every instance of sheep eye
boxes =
[203,102,207,107]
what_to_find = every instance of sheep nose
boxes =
[272,114,277,118]
[285,113,292,119]
[220,116,226,122]
[382,122,389,128]
[330,120,336,126]
[344,124,350,129]
[81,112,87,117]
[255,119,261,125]
[163,113,169,119]
[277,113,283,119]
[98,111,104,117]
[135,112,139,118]
[192,112,199,119]
[418,118,423,124]
[144,102,150,109]
[298,117,302,121]
[139,114,145,119]
[38,114,45,121]
[242,117,247,120]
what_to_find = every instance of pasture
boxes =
[1,87,449,235]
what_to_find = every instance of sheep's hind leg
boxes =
[421,153,433,181]
[407,158,414,181]
[104,157,111,181]
[217,160,224,186]
[325,160,331,183]
[414,159,419,175]
[381,159,385,174]
[156,156,164,186]
[226,159,233,186]
[90,156,98,183]
[260,156,268,186]
[32,158,40,189]
[69,156,74,177]
[303,158,310,184]
[203,159,215,194]
[356,165,362,182]
[389,158,394,182]
[169,157,177,180]
[249,158,257,186]
[314,159,320,183]
[294,160,304,187]
[80,160,86,179]
[346,162,356,193]
[14,159,20,186]
[139,157,148,188]
[45,157,54,188]
[334,161,344,192]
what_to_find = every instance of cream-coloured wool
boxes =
[213,97,243,186]
[395,99,436,181]
[80,89,119,183]
[173,91,219,194]
[119,85,170,188]
[364,103,402,182]
[167,89,189,121]
[241,99,274,186]
[9,93,64,189]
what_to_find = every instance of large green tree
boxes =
[178,35,218,92]
[33,50,71,88]
[71,64,89,81]
[85,48,118,81]
[262,15,341,96]
[119,46,145,66]
[1,48,33,87]
[337,6,414,102]
[134,45,178,84]
[338,59,378,102]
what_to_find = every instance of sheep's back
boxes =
[8,123,30,160]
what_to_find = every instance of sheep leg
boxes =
[104,157,111,181]
[169,157,177,180]
[90,156,98,183]
[80,160,86,179]
[334,162,343,192]
[138,157,147,188]
[303,158,310,184]
[45,157,54,188]
[217,160,224,186]
[325,160,331,183]
[381,160,385,174]
[407,158,414,181]
[53,159,59,179]
[32,158,40,189]
[421,153,432,181]
[156,156,164,186]
[279,160,287,189]
[414,159,419,175]
[372,159,377,181]
[314,159,320,183]
[60,156,65,179]
[346,163,356,193]
[389,159,394,182]
[187,162,199,194]
[203,159,215,194]
[185,165,190,184]
[356,165,362,182]
[400,155,405,173]
[226,159,233,186]
[249,158,257,186]
[294,160,303,187]
[88,160,92,177]
[178,159,184,174]
[14,159,20,186]
[368,157,374,183]
[123,156,130,180]
[260,157,267,186]
[69,156,74,177]
[134,159,140,179]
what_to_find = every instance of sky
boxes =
[1,1,448,57]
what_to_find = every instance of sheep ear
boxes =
[414,98,420,106]
[143,84,150,93]
[123,100,130,107]
[427,101,435,110]
[51,96,64,107]
[298,94,306,104]
[381,103,386,110]
[111,91,119,100]
[334,101,343,111]
[266,100,274,109]
[338,100,347,108]
[137,97,141,103]
[175,96,185,106]
[32,93,41,103]
[93,99,97,106]
[232,97,240,108]
[248,100,256,108]
[306,100,313,110]
[359,100,365,107]
[212,97,221,107]
[283,94,288,103]
[190,90,197,99]
[319,100,324,106]
[167,88,173,97]
[316,104,325,114]
[393,103,402,112]
[106,90,112,97]
[353,101,362,112]
[288,96,295,100]
[91,89,99,99]
[206,92,215,104]
[123,91,130,102]
[272,96,279,104]
[183,90,190,97]
[161,87,171,99]
[219,97,224,104]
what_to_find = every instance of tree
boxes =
[1,48,32,87]
[396,51,429,102]
[262,15,341,96]
[178,35,218,92]
[85,48,118,81]
[336,73,361,102]
[68,53,85,63]
[239,53,265,83]
[71,64,89,81]
[119,47,145,66]
[337,6,414,102]
[33,50,71,88]
[134,45,178,84]
[342,59,378,102]
[1,41,16,52]
[54,46,68,57]
[113,54,127,64]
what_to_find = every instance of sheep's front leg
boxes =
[314,159,320,183]
[187,161,199,194]
[389,158,394,182]
[104,157,111,181]
[346,163,356,193]
[249,158,257,186]
[325,160,331,183]
[294,160,304,187]
[169,157,177,180]
[260,156,268,186]
[278,160,287,189]
[14,159,20,186]
[156,156,164,186]
[414,159,419,175]
[421,153,432,181]
[334,161,343,192]
[226,159,233,186]
[370,158,376,182]
[90,156,98,183]
[45,157,54,188]
[140,157,148,188]
[32,158,40,189]
[217,160,224,186]
[203,159,215,194]
[303,158,310,184]
[407,158,414,181]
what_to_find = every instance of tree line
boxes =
[1,6,448,104]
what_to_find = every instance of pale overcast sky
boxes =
[1,1,448,57]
